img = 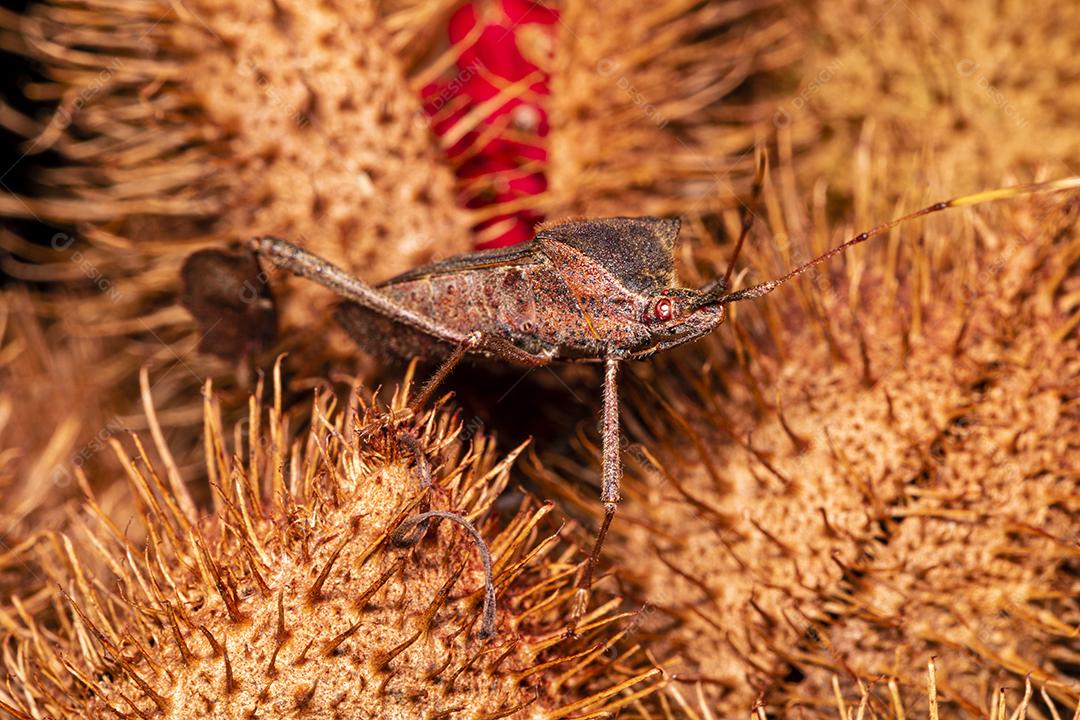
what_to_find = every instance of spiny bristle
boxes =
[0,0,471,286]
[814,660,1080,720]
[0,0,478,471]
[0,289,125,593]
[540,160,1080,717]
[545,0,792,221]
[0,370,663,718]
[784,0,1080,205]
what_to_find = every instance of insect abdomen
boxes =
[412,269,549,346]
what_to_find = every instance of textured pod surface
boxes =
[174,0,472,324]
[545,0,795,220]
[0,0,473,422]
[0,292,93,588]
[0,372,662,718]
[0,0,479,538]
[535,171,1080,717]
[784,0,1080,201]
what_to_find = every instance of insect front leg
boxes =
[391,511,498,638]
[572,357,622,630]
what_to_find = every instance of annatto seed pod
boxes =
[783,0,1080,203]
[537,168,1080,717]
[0,366,664,718]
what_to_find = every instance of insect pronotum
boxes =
[189,170,1080,637]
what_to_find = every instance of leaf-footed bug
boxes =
[184,165,1080,636]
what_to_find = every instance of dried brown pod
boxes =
[537,160,1080,717]
[823,661,1079,720]
[0,290,121,541]
[781,0,1080,202]
[543,0,795,219]
[0,365,664,718]
[0,0,474,423]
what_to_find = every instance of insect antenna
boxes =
[391,510,498,638]
[717,176,1080,306]
[722,144,769,288]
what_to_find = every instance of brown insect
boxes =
[185,170,1080,636]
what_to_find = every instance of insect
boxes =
[184,170,1080,636]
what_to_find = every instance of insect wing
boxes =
[334,300,453,361]
[535,217,680,294]
[377,241,546,287]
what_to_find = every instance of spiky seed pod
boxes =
[0,368,663,718]
[172,0,473,309]
[0,0,472,404]
[0,290,124,556]
[784,0,1080,203]
[2,0,471,281]
[538,166,1080,717]
[828,661,1077,720]
[544,0,797,220]
[0,0,481,553]
[411,0,794,246]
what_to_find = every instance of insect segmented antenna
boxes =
[391,510,497,639]
[718,176,1080,306]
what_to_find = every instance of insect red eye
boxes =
[654,297,673,321]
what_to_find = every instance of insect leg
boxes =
[391,510,497,638]
[408,337,474,413]
[472,334,556,368]
[254,236,556,640]
[398,431,432,489]
[409,332,553,413]
[572,357,621,628]
[395,337,552,639]
[252,236,470,345]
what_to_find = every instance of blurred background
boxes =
[0,1,1077,717]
